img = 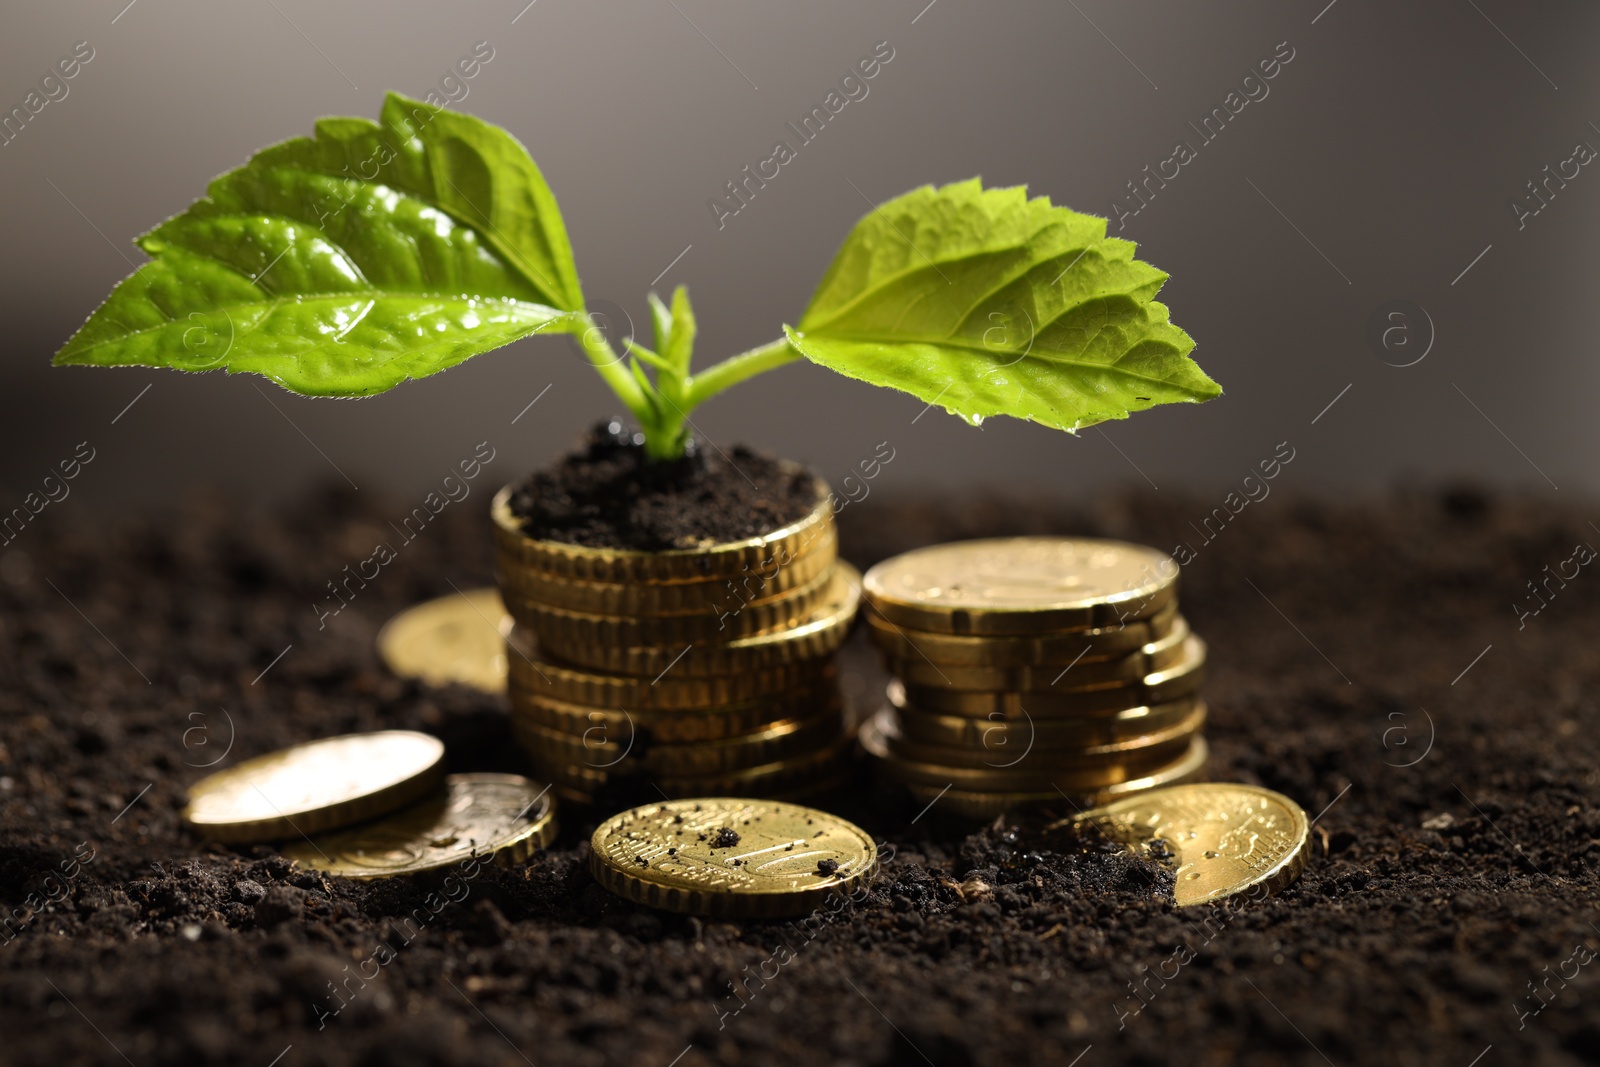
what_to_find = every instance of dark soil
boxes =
[3,479,1600,1066]
[507,422,817,550]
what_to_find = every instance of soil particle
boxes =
[711,828,740,849]
[252,885,304,928]
[3,481,1599,1065]
[507,422,816,550]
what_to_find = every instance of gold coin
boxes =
[183,731,445,844]
[376,588,509,694]
[891,636,1207,717]
[538,563,861,677]
[893,696,1203,752]
[491,473,836,584]
[588,798,877,917]
[552,771,852,810]
[1071,783,1309,906]
[864,705,1201,780]
[862,537,1177,636]
[898,740,1209,818]
[507,675,840,744]
[496,527,838,615]
[889,626,1195,693]
[512,709,844,777]
[866,600,1179,667]
[505,558,834,646]
[506,625,829,709]
[281,773,556,879]
[531,733,852,798]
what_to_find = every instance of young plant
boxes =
[55,92,1220,461]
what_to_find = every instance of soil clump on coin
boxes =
[3,481,1599,1065]
[506,422,817,550]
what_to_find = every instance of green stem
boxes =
[573,311,651,420]
[685,337,799,409]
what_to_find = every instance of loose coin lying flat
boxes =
[589,798,876,917]
[283,773,556,879]
[184,731,445,844]
[377,587,509,694]
[863,537,1177,635]
[1071,783,1309,906]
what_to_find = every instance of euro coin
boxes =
[890,636,1206,717]
[281,773,556,879]
[497,525,838,615]
[376,587,509,694]
[891,697,1205,752]
[863,537,1177,636]
[888,627,1195,692]
[183,731,445,844]
[899,737,1210,818]
[505,625,826,709]
[507,675,840,744]
[531,733,852,798]
[1070,783,1309,906]
[870,713,1196,796]
[865,600,1179,667]
[491,474,836,584]
[505,558,834,645]
[538,563,861,677]
[511,708,844,777]
[588,798,876,917]
[872,703,1205,769]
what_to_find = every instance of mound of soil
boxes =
[507,422,817,550]
[1,479,1598,1066]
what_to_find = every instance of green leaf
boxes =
[784,179,1219,432]
[665,285,696,378]
[54,92,581,397]
[647,293,675,365]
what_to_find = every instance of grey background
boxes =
[1,0,1595,509]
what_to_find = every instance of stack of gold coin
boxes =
[491,478,859,808]
[858,537,1210,819]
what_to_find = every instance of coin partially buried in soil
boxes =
[1070,782,1310,906]
[376,587,510,694]
[283,773,557,879]
[589,798,877,917]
